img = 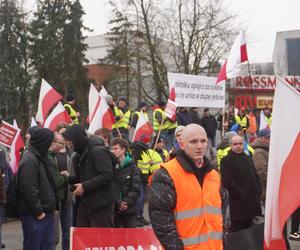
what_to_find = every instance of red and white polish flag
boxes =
[43,102,72,131]
[88,93,115,134]
[10,120,24,174]
[216,30,248,84]
[35,79,63,125]
[264,77,300,250]
[132,111,153,143]
[87,83,101,124]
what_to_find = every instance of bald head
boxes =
[180,124,208,165]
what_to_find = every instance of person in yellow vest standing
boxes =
[153,101,168,144]
[112,97,131,140]
[262,108,272,128]
[149,124,223,249]
[131,101,148,129]
[64,94,80,124]
[233,108,249,141]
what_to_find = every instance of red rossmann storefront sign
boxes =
[231,75,300,109]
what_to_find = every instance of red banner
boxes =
[70,227,162,250]
[0,121,20,148]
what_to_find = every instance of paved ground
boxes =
[2,219,300,250]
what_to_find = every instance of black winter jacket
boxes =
[200,115,218,138]
[67,136,118,211]
[220,150,261,221]
[115,156,141,215]
[149,150,216,250]
[18,147,57,217]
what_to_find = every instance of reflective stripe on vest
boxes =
[137,151,151,174]
[64,103,78,124]
[182,231,223,246]
[113,107,131,129]
[148,149,163,174]
[175,205,221,220]
[235,115,247,128]
[153,109,168,131]
[166,119,177,130]
[163,158,223,250]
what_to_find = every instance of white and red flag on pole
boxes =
[132,111,153,143]
[35,79,63,125]
[10,120,24,174]
[264,77,300,250]
[43,102,72,131]
[88,93,115,134]
[30,117,38,127]
[88,84,101,124]
[259,110,269,131]
[216,30,248,84]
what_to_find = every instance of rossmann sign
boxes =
[233,75,300,90]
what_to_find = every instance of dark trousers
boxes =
[76,202,114,227]
[291,207,300,233]
[60,202,72,250]
[21,213,55,250]
[136,182,147,218]
[230,219,253,232]
[115,213,137,228]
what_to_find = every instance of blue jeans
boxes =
[165,132,175,151]
[21,213,55,250]
[60,203,72,250]
[0,205,4,247]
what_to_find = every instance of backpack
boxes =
[5,153,34,218]
[5,172,20,218]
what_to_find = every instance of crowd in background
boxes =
[0,94,299,250]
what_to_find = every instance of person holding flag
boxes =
[64,94,80,124]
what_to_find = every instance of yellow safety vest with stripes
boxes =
[64,103,79,124]
[137,151,151,175]
[148,149,163,174]
[265,115,272,127]
[153,108,168,131]
[235,115,248,129]
[112,107,131,129]
[166,119,177,130]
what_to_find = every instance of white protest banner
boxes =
[164,99,178,119]
[168,72,225,108]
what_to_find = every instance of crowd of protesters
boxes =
[0,94,298,250]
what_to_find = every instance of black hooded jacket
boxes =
[18,128,57,217]
[64,125,118,211]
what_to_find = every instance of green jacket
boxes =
[48,152,68,202]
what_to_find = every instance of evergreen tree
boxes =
[29,0,89,116]
[0,0,30,127]
[105,5,136,105]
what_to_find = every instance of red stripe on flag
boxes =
[102,109,115,131]
[169,87,176,101]
[240,44,248,62]
[279,132,300,229]
[41,89,62,121]
[48,111,71,131]
[133,123,153,142]
[216,61,227,84]
[264,238,287,250]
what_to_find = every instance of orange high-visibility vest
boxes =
[163,158,223,250]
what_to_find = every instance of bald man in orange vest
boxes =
[149,124,223,249]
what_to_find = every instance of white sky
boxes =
[24,0,300,63]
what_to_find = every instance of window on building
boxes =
[287,38,300,75]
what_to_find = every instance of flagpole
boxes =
[246,61,256,113]
[152,119,164,150]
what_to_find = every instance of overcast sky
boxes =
[24,0,300,63]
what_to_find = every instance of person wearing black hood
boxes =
[18,127,57,250]
[63,124,118,227]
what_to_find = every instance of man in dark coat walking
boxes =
[220,134,261,233]
[63,124,118,227]
[200,108,218,148]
